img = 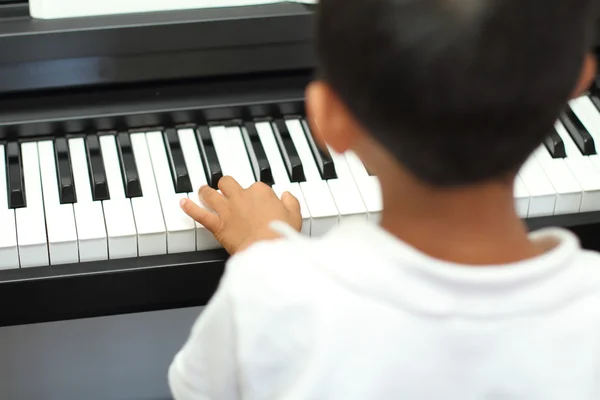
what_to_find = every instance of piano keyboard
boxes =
[0,117,380,269]
[3,94,600,270]
[516,95,600,218]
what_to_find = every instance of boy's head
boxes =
[307,0,598,187]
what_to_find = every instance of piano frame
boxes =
[0,2,315,94]
[0,2,597,328]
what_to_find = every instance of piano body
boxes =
[0,1,597,398]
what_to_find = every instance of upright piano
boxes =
[0,2,598,399]
[0,0,597,329]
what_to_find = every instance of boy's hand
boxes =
[179,176,302,254]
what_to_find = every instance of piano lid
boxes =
[0,1,317,94]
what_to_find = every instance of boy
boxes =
[170,0,600,398]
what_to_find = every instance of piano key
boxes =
[69,137,109,262]
[163,128,193,194]
[241,122,274,185]
[558,107,596,155]
[326,146,370,221]
[543,128,566,159]
[116,132,143,198]
[255,121,311,236]
[54,137,76,204]
[533,145,582,215]
[517,154,556,217]
[85,135,110,201]
[99,134,138,259]
[209,125,256,189]
[272,119,306,182]
[344,151,383,223]
[146,131,195,254]
[15,142,49,268]
[196,125,223,189]
[0,144,19,269]
[568,96,600,198]
[37,140,79,265]
[6,142,25,209]
[300,118,337,180]
[592,78,600,95]
[129,133,167,256]
[285,119,341,233]
[591,94,600,111]
[554,120,600,212]
[513,175,530,218]
[177,128,221,251]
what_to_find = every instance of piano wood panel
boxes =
[0,306,202,400]
[0,2,315,93]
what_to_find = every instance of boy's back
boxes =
[170,0,600,398]
[170,220,600,399]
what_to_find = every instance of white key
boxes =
[298,119,367,223]
[554,120,600,212]
[533,145,582,215]
[209,125,256,189]
[513,174,530,218]
[255,121,311,235]
[146,131,195,254]
[344,151,383,223]
[69,137,108,262]
[326,146,369,223]
[130,133,167,257]
[285,119,340,234]
[178,129,221,251]
[99,135,138,259]
[517,154,556,217]
[15,142,49,267]
[327,146,376,221]
[38,141,79,264]
[0,145,19,269]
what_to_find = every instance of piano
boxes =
[0,0,597,331]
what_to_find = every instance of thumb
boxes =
[281,191,301,216]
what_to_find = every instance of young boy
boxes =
[170,0,600,398]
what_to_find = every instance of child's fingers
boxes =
[179,198,221,233]
[198,185,227,214]
[281,191,301,215]
[218,176,243,198]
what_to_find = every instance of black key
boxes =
[558,108,596,155]
[543,128,566,158]
[163,129,193,193]
[196,126,223,189]
[85,135,110,201]
[117,132,142,198]
[272,119,305,182]
[591,94,600,112]
[241,122,274,185]
[590,76,600,96]
[5,142,25,209]
[54,138,76,203]
[300,118,337,180]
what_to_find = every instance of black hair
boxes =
[315,0,598,186]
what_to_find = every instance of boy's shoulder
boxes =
[224,225,332,297]
[220,224,600,315]
[220,220,372,310]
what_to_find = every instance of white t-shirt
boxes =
[168,219,600,400]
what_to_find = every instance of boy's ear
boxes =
[305,81,359,154]
[571,53,597,98]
